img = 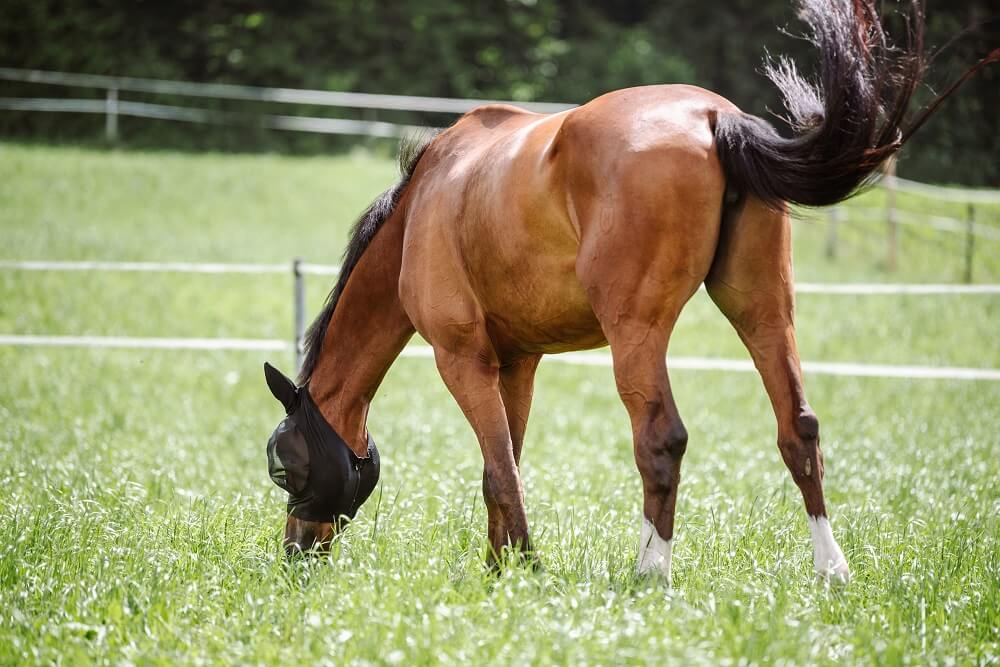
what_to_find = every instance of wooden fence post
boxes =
[826,206,841,259]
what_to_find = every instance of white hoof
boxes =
[808,515,850,583]
[637,517,673,585]
[816,560,851,584]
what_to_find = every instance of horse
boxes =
[263,0,996,583]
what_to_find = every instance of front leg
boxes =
[435,349,534,563]
[482,355,541,565]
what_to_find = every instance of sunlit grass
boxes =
[1,141,998,280]
[0,143,998,664]
[1,351,997,664]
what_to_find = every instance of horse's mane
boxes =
[297,133,433,384]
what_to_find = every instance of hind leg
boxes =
[482,355,541,565]
[706,197,849,581]
[577,204,717,583]
[604,323,690,584]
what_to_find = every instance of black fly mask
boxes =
[263,362,379,524]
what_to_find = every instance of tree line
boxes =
[1,0,997,185]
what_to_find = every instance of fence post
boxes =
[826,206,842,259]
[964,204,975,284]
[293,258,305,373]
[885,158,897,272]
[104,86,119,142]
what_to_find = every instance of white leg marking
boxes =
[808,515,850,583]
[637,517,673,583]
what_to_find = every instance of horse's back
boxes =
[562,84,736,153]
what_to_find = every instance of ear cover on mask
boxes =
[264,362,380,523]
[264,362,298,413]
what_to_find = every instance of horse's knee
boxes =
[483,467,504,501]
[482,471,498,506]
[483,462,523,509]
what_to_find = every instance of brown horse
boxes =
[266,0,996,582]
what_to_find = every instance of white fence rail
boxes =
[889,175,1000,205]
[0,96,428,139]
[1,258,998,381]
[0,67,574,140]
[3,334,998,382]
[0,259,339,275]
[3,258,999,293]
[825,205,1000,241]
[0,67,575,114]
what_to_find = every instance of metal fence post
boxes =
[293,258,305,373]
[826,206,841,259]
[885,158,898,272]
[964,204,975,284]
[105,86,118,142]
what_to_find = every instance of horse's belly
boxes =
[485,282,606,356]
[467,235,606,356]
[489,308,607,356]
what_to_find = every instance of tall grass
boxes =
[0,143,997,664]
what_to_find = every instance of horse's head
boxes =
[263,362,380,555]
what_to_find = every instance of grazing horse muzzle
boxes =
[284,516,335,555]
[263,363,380,553]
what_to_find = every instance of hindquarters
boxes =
[562,85,732,318]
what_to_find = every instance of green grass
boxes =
[1,142,998,665]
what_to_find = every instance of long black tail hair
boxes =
[714,0,999,209]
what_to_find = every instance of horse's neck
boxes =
[307,214,414,457]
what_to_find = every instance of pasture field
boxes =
[1,142,998,665]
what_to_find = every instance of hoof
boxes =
[808,516,849,585]
[815,560,851,585]
[636,569,673,589]
[637,517,673,586]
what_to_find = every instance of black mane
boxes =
[297,133,433,384]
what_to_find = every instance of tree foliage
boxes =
[1,0,996,184]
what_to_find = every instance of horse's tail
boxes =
[714,0,999,209]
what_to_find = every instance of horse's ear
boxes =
[264,362,298,413]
